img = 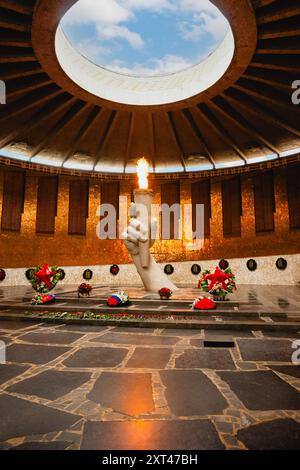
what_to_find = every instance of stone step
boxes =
[22,296,262,309]
[0,301,291,319]
[0,311,300,332]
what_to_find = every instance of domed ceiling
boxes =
[0,0,299,176]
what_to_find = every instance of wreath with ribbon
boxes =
[28,264,63,293]
[199,266,236,297]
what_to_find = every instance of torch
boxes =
[131,158,153,269]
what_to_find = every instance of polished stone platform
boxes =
[0,285,299,331]
[0,320,299,450]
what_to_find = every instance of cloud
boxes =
[62,0,145,49]
[196,11,229,41]
[75,39,112,63]
[62,0,132,25]
[180,14,228,43]
[178,0,219,14]
[96,24,144,49]
[62,0,229,75]
[107,53,195,76]
[178,0,228,43]
[122,0,175,11]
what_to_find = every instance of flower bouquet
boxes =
[31,294,56,305]
[78,283,93,298]
[159,287,172,300]
[198,266,236,301]
[193,296,216,311]
[107,291,130,307]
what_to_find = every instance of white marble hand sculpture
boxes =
[123,205,178,292]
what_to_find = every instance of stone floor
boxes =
[0,319,300,450]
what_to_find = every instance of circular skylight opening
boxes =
[61,0,230,77]
[56,0,235,106]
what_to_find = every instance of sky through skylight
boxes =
[61,0,229,77]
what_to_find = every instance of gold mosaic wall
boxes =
[0,168,299,269]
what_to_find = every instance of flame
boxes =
[137,158,149,190]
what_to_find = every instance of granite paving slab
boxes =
[36,323,62,329]
[0,321,39,331]
[175,349,236,370]
[18,331,84,345]
[58,325,111,333]
[190,339,236,348]
[262,331,300,339]
[63,346,128,368]
[219,371,300,410]
[125,347,172,369]
[89,332,179,346]
[160,370,228,416]
[0,394,80,442]
[6,344,70,365]
[0,364,30,386]
[81,419,225,450]
[11,441,71,450]
[160,329,202,336]
[189,339,205,348]
[87,372,154,416]
[270,365,300,380]
[204,330,254,339]
[237,419,300,450]
[110,327,155,333]
[237,339,294,362]
[7,370,91,400]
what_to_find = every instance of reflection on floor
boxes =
[0,284,300,330]
[0,320,300,450]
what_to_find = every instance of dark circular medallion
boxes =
[57,268,66,280]
[219,259,229,270]
[83,269,93,281]
[0,269,6,282]
[25,268,34,280]
[164,264,174,275]
[276,258,287,271]
[110,264,120,276]
[247,259,257,272]
[191,264,201,276]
